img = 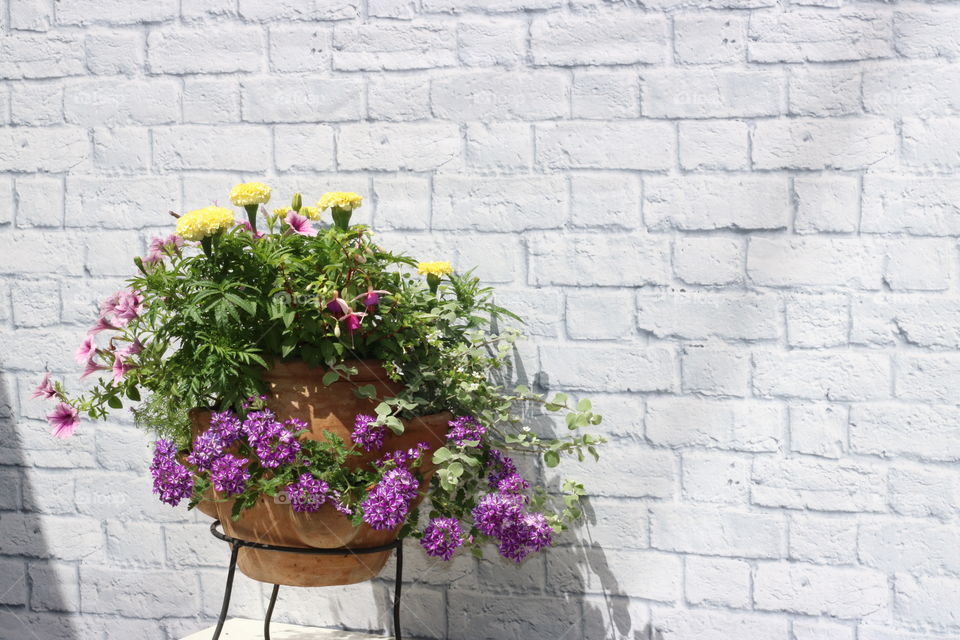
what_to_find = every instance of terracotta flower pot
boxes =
[190,359,451,587]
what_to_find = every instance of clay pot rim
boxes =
[264,358,395,384]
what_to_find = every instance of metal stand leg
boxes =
[212,544,240,640]
[393,541,403,640]
[264,584,280,640]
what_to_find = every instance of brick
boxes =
[582,497,648,550]
[681,346,750,397]
[794,175,860,234]
[674,13,746,64]
[790,404,846,459]
[754,350,890,402]
[333,22,456,71]
[182,0,238,21]
[10,0,52,31]
[92,128,148,172]
[458,18,526,67]
[85,31,144,75]
[642,69,782,118]
[154,126,270,171]
[673,236,744,286]
[754,563,888,618]
[789,67,862,116]
[651,607,788,640]
[433,175,566,232]
[0,514,102,560]
[860,520,960,575]
[530,13,667,66]
[572,71,639,119]
[448,591,583,640]
[65,79,179,126]
[539,344,675,393]
[748,10,893,62]
[238,0,359,21]
[889,463,960,520]
[425,0,561,11]
[337,123,460,171]
[370,176,429,232]
[646,398,782,453]
[0,558,26,606]
[895,574,960,628]
[183,78,240,124]
[267,25,331,72]
[241,77,363,123]
[80,567,199,617]
[786,294,849,348]
[557,440,676,498]
[147,26,264,74]
[883,238,952,291]
[566,290,635,340]
[528,232,670,286]
[15,176,64,228]
[65,177,179,229]
[84,230,141,276]
[536,121,674,170]
[851,404,960,461]
[682,451,751,504]
[368,75,431,121]
[897,354,960,402]
[432,71,568,121]
[0,232,84,275]
[902,117,960,169]
[368,0,419,19]
[748,237,884,289]
[30,562,79,612]
[650,504,783,558]
[637,291,780,341]
[863,63,960,116]
[753,117,895,170]
[492,287,562,339]
[645,176,790,231]
[685,556,751,608]
[274,125,335,172]
[548,547,680,601]
[862,175,960,235]
[465,122,532,171]
[677,120,749,171]
[55,0,177,25]
[752,457,886,512]
[895,8,960,59]
[10,82,63,126]
[11,280,59,328]
[860,629,956,640]
[0,127,88,172]
[789,514,858,564]
[0,33,84,79]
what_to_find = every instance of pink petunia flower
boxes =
[113,290,144,326]
[31,373,57,400]
[145,234,185,265]
[74,336,96,365]
[47,403,79,439]
[112,356,129,385]
[284,212,317,237]
[81,359,107,379]
[239,220,265,239]
[88,316,118,336]
[117,338,144,359]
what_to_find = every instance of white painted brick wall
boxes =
[1,2,959,639]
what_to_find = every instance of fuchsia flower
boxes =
[341,310,366,333]
[74,336,96,365]
[354,287,389,310]
[326,293,349,319]
[47,403,79,439]
[31,374,57,400]
[284,212,317,237]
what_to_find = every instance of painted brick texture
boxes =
[0,2,958,640]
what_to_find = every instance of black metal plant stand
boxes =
[208,519,404,640]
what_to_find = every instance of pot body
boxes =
[190,360,451,587]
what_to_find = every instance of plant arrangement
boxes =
[34,184,605,565]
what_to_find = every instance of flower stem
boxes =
[244,204,259,233]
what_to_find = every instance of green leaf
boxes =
[577,398,592,411]
[321,371,340,386]
[375,402,391,418]
[385,416,404,435]
[126,386,141,402]
[544,450,560,468]
[432,447,453,464]
[107,396,123,410]
[447,461,463,478]
[355,384,377,399]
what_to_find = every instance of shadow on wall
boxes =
[0,363,80,640]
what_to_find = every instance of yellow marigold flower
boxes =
[229,182,272,207]
[175,206,235,241]
[417,261,454,277]
[317,191,363,211]
[301,206,320,221]
[273,206,292,217]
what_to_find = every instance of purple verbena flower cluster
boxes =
[186,411,242,471]
[376,441,429,468]
[351,414,385,452]
[150,439,193,507]
[420,517,465,561]
[286,473,331,513]
[242,409,303,468]
[472,489,552,563]
[210,453,250,495]
[361,467,420,530]
[486,449,519,490]
[447,415,486,446]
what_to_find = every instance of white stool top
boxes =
[181,618,390,640]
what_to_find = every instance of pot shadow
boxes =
[0,361,81,639]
